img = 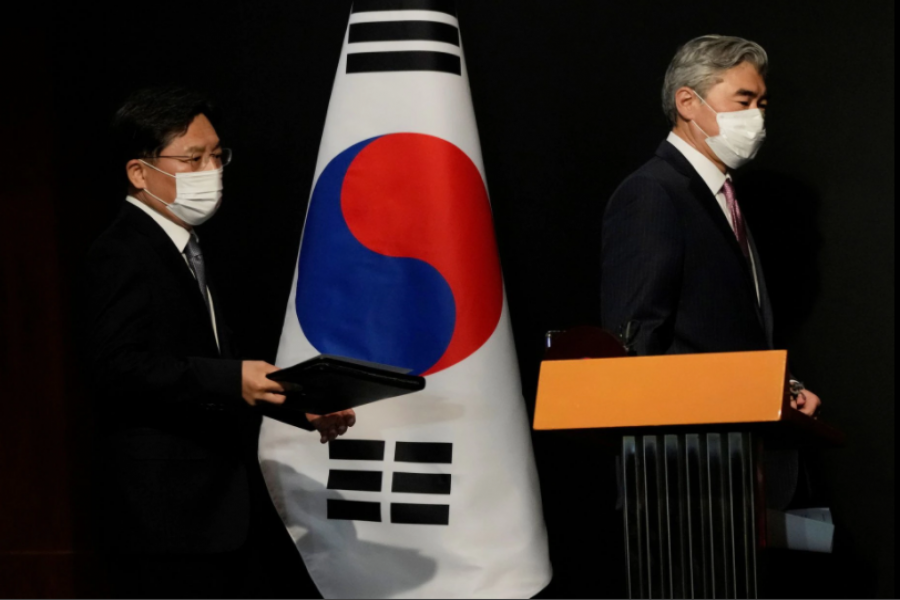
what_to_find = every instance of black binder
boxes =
[260,355,426,428]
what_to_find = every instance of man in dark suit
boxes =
[83,87,356,598]
[601,35,821,418]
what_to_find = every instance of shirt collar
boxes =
[666,132,729,196]
[126,196,195,253]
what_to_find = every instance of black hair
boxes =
[111,85,221,168]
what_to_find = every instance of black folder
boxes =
[260,355,426,428]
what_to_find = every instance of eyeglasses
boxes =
[149,148,233,170]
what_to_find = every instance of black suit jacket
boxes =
[602,141,775,355]
[83,203,256,555]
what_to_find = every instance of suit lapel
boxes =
[120,204,221,350]
[657,143,747,261]
[656,142,762,301]
[207,277,233,358]
[746,228,775,348]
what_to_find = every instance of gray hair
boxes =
[662,35,769,124]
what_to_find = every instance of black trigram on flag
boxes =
[326,440,453,526]
[347,0,462,76]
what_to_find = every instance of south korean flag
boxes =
[258,1,552,597]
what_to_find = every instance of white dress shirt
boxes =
[666,132,761,302]
[126,196,221,350]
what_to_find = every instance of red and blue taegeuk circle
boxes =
[295,133,503,376]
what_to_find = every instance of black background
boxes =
[0,0,894,597]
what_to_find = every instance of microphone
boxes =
[621,320,640,356]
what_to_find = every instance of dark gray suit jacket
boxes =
[602,141,774,355]
[83,203,255,554]
[602,141,804,509]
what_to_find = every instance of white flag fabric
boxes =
[259,1,552,598]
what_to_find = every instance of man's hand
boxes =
[791,388,822,419]
[241,361,286,407]
[306,410,357,444]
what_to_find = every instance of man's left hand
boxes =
[792,389,822,419]
[306,409,357,444]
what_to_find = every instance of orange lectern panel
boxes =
[534,350,789,430]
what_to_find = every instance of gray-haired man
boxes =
[601,35,822,417]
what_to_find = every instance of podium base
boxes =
[622,432,761,599]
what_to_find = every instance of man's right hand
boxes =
[241,361,286,407]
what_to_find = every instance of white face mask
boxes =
[140,160,224,226]
[691,90,767,170]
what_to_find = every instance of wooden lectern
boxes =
[534,328,843,600]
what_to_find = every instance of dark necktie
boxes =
[723,179,751,258]
[184,238,212,315]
